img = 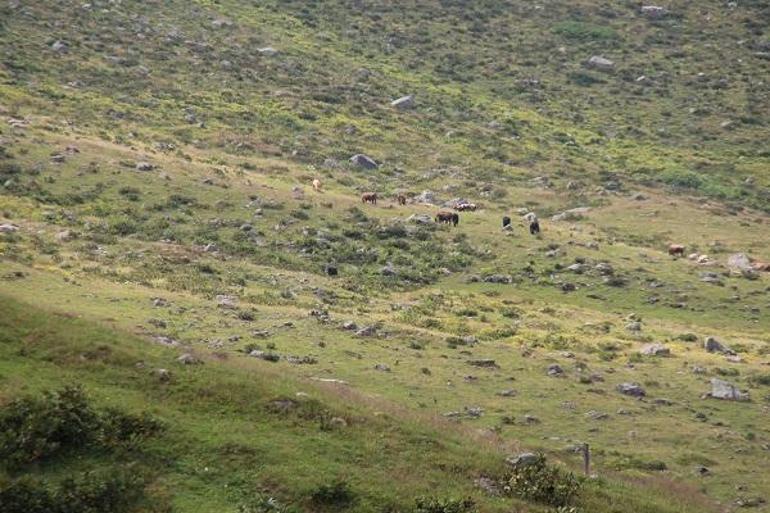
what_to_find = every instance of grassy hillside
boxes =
[1,0,769,512]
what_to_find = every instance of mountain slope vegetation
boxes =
[1,1,769,512]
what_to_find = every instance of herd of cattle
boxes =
[356,190,536,232]
[310,179,767,267]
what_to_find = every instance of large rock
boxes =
[0,223,19,233]
[704,336,735,355]
[390,95,415,109]
[413,190,438,205]
[552,207,590,222]
[349,153,378,169]
[617,382,646,397]
[505,452,540,468]
[727,253,752,272]
[709,378,749,401]
[640,343,670,356]
[483,274,512,284]
[586,55,615,70]
[407,214,433,225]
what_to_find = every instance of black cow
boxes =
[502,216,511,228]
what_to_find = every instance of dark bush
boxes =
[310,480,356,508]
[504,454,581,507]
[0,470,147,513]
[0,386,162,468]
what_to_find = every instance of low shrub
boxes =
[0,386,163,468]
[504,454,581,507]
[310,480,356,508]
[413,496,477,513]
[0,470,148,513]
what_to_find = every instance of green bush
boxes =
[414,496,477,513]
[0,386,163,468]
[0,470,147,513]
[310,480,356,508]
[504,454,581,507]
[553,21,617,41]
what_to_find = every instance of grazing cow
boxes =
[668,244,685,257]
[502,216,511,228]
[397,194,407,206]
[312,178,322,192]
[455,202,477,212]
[361,192,378,205]
[435,210,459,227]
[529,220,540,235]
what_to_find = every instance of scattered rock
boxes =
[595,262,614,275]
[505,453,539,468]
[617,382,646,397]
[0,223,19,233]
[177,353,201,365]
[407,214,433,224]
[349,153,378,169]
[257,47,278,56]
[552,207,590,222]
[727,253,752,272]
[390,95,415,109]
[547,364,564,377]
[708,378,749,401]
[155,368,171,382]
[356,325,376,337]
[640,343,670,356]
[460,406,482,418]
[586,55,615,70]
[51,40,68,53]
[374,363,391,372]
[626,321,643,332]
[413,190,438,205]
[341,320,358,331]
[135,161,155,172]
[641,5,667,18]
[483,274,512,284]
[704,336,735,355]
[216,295,238,309]
[497,389,517,397]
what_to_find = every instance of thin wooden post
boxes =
[583,443,591,476]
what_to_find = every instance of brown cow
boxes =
[397,194,407,206]
[312,178,322,192]
[752,262,770,272]
[361,192,377,205]
[668,244,685,257]
[435,210,459,227]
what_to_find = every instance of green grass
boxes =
[1,0,769,511]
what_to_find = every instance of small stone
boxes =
[617,382,646,397]
[177,353,201,365]
[640,343,670,356]
[547,364,564,377]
